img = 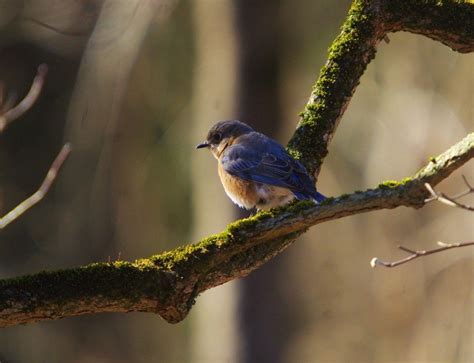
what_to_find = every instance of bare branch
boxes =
[0,143,71,229]
[371,241,474,268]
[424,181,474,211]
[372,177,474,268]
[0,64,48,132]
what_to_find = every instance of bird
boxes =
[196,120,325,210]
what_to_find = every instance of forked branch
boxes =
[288,0,474,178]
[0,63,69,228]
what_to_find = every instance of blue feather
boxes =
[220,132,325,203]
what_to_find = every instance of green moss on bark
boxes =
[287,0,382,176]
[0,261,175,314]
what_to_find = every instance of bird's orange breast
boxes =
[217,163,259,209]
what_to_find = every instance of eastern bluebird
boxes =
[197,120,325,210]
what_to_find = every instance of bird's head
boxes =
[196,120,254,159]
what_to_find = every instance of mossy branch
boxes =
[0,0,472,328]
[287,0,474,177]
[0,133,472,328]
[382,0,474,54]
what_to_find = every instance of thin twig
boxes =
[424,182,474,211]
[0,143,71,229]
[450,175,474,200]
[0,64,48,132]
[371,241,474,268]
[372,178,474,268]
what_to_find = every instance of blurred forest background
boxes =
[0,0,472,362]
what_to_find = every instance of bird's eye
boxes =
[211,132,222,143]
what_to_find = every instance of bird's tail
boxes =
[293,191,326,203]
[312,191,326,203]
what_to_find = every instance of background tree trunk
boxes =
[189,1,241,362]
[234,1,289,363]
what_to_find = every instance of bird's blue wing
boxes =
[221,137,321,200]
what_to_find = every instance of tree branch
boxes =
[0,64,48,132]
[0,132,472,328]
[287,0,385,177]
[371,241,474,268]
[381,0,474,53]
[371,178,474,268]
[424,178,474,211]
[0,144,72,229]
[287,0,474,178]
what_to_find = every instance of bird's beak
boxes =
[196,142,210,149]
